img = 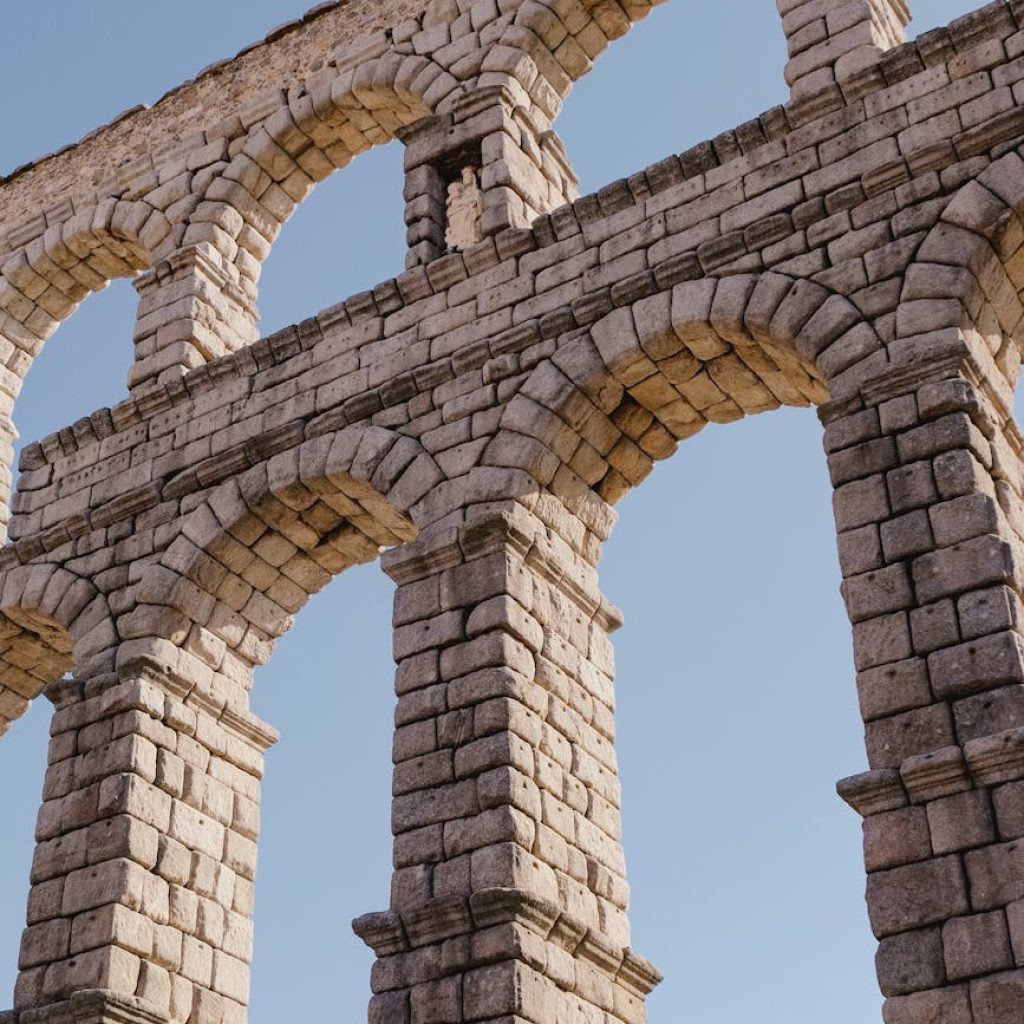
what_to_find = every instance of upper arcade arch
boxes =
[0,0,946,549]
[898,146,1024,401]
[0,0,671,388]
[0,201,172,540]
[0,0,673,552]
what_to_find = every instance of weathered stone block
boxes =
[927,790,995,854]
[966,840,1024,910]
[876,926,945,996]
[943,909,1012,980]
[866,857,969,937]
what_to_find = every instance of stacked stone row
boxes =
[15,670,275,1024]
[368,495,653,1023]
[829,363,1024,1024]
[5,2,1024,1021]
[0,0,1016,550]
[0,0,665,382]
[0,0,1019,559]
[6,121,1024,754]
[0,0,665,559]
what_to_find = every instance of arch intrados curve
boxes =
[502,0,668,107]
[186,0,670,297]
[586,271,863,409]
[149,425,443,668]
[189,53,458,280]
[0,199,171,348]
[901,147,1024,403]
[497,271,875,508]
[0,563,113,736]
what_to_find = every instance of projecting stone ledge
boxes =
[353,887,661,1022]
[1,990,171,1024]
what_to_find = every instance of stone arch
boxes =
[131,425,443,679]
[121,2,672,391]
[898,147,1024,404]
[494,272,866,507]
[179,0,670,329]
[501,0,667,114]
[0,562,113,736]
[0,198,172,356]
[898,149,1024,552]
[183,54,457,312]
[0,199,173,538]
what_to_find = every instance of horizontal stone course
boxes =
[6,1,1024,1023]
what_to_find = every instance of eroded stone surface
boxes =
[3,1,1024,1022]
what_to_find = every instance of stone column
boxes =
[129,243,259,394]
[778,0,911,118]
[827,351,1024,1022]
[10,642,276,1024]
[354,502,659,1024]
[400,86,579,269]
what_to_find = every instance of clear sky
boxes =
[0,2,990,1022]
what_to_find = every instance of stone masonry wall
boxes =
[4,1,1024,1022]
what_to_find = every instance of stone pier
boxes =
[3,1,1024,1021]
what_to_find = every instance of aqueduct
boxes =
[2,0,1024,1020]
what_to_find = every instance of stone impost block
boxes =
[355,888,659,1022]
[6,989,172,1024]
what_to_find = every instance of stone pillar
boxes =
[11,642,276,1024]
[827,352,1024,1022]
[354,503,660,1024]
[400,86,579,269]
[129,243,259,394]
[778,0,911,117]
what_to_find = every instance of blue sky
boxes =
[0,2,987,1021]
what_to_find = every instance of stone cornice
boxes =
[839,726,1024,817]
[352,887,663,996]
[381,507,622,630]
[4,990,174,1024]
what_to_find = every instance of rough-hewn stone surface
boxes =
[5,0,1024,1021]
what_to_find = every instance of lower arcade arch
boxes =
[602,405,880,1019]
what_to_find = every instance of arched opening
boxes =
[478,263,884,1018]
[255,142,406,336]
[603,406,880,1019]
[557,1,789,191]
[556,0,986,196]
[0,598,87,1006]
[0,698,48,1002]
[10,278,137,454]
[246,560,394,1018]
[133,428,434,1022]
[0,274,139,1014]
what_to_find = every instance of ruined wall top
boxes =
[0,0,432,231]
